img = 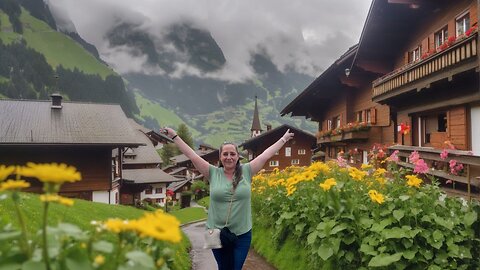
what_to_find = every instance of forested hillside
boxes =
[0,0,139,117]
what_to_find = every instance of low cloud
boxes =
[47,0,370,82]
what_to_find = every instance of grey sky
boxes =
[47,0,371,82]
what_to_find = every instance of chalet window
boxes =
[419,112,447,145]
[269,160,279,167]
[291,159,300,165]
[155,187,162,194]
[285,147,291,157]
[409,46,421,63]
[333,116,341,128]
[456,12,470,36]
[355,111,363,122]
[366,109,372,123]
[298,149,306,155]
[435,26,448,49]
[327,119,333,130]
[155,198,164,203]
[145,188,152,194]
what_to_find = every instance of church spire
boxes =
[251,96,262,137]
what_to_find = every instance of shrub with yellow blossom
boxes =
[251,158,479,269]
[0,163,183,270]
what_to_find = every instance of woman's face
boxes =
[220,144,239,169]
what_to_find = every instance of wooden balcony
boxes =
[388,145,480,200]
[373,33,478,102]
[317,130,369,144]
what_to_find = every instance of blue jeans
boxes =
[212,229,252,270]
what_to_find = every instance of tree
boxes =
[159,123,194,167]
[177,123,194,148]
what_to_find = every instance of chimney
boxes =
[51,93,62,109]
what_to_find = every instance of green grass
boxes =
[252,224,310,270]
[0,192,146,233]
[0,76,8,84]
[169,207,206,224]
[197,196,210,209]
[0,12,20,44]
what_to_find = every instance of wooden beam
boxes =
[355,59,391,75]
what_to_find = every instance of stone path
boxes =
[182,221,276,270]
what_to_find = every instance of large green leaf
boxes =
[317,244,333,261]
[125,251,155,268]
[368,253,403,267]
[393,210,405,221]
[92,240,114,254]
[21,261,46,270]
[463,211,477,227]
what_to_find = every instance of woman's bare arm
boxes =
[161,127,210,178]
[249,129,294,175]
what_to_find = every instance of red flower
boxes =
[166,189,174,196]
[399,123,411,135]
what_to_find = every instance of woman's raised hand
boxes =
[160,127,177,139]
[282,129,294,142]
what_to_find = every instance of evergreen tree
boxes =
[160,144,176,167]
[177,123,194,149]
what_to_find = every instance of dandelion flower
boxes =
[0,179,30,191]
[319,178,337,191]
[368,190,385,204]
[406,175,422,188]
[20,163,81,184]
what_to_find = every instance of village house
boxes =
[242,97,316,171]
[282,0,480,198]
[114,120,180,206]
[0,95,144,203]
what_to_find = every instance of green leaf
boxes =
[280,212,296,219]
[432,230,444,242]
[92,240,114,253]
[125,251,155,268]
[318,244,333,261]
[393,210,405,221]
[22,261,46,270]
[402,250,416,260]
[434,216,453,230]
[65,248,93,270]
[0,231,21,241]
[57,223,82,236]
[382,227,409,239]
[399,195,410,201]
[368,253,403,267]
[463,211,477,227]
[307,231,318,245]
[359,244,377,256]
[295,223,306,232]
[331,224,347,235]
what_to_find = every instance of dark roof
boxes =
[117,120,162,164]
[280,45,358,119]
[239,124,316,149]
[171,149,218,164]
[0,99,144,146]
[122,168,178,184]
[168,166,187,175]
[251,96,262,131]
[167,179,191,192]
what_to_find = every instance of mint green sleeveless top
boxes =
[206,163,252,236]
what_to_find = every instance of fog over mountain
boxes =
[46,0,370,83]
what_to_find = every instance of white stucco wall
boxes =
[140,183,167,206]
[92,190,110,204]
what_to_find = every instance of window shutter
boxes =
[361,110,366,123]
[370,108,377,125]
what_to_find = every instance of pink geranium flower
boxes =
[409,151,420,164]
[388,150,399,163]
[449,159,464,175]
[440,149,448,160]
[413,159,429,174]
[337,155,347,168]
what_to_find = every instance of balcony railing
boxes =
[389,145,480,200]
[317,130,370,144]
[373,33,478,100]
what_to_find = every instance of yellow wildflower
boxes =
[309,162,330,174]
[301,170,317,181]
[373,168,387,177]
[94,255,105,266]
[376,177,386,185]
[156,258,165,267]
[0,165,15,181]
[361,164,373,170]
[0,179,30,191]
[349,167,367,181]
[40,194,61,202]
[406,175,422,188]
[80,242,87,249]
[19,162,81,184]
[286,186,297,196]
[135,211,182,243]
[368,190,385,204]
[58,197,74,206]
[319,178,337,191]
[103,219,136,234]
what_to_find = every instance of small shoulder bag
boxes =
[203,193,237,249]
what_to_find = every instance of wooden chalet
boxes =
[169,147,219,180]
[0,95,144,203]
[240,124,316,171]
[114,120,178,206]
[283,0,480,198]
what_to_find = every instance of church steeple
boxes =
[251,96,262,137]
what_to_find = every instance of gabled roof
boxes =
[280,45,358,119]
[116,120,162,164]
[128,119,171,145]
[170,149,218,164]
[239,124,316,149]
[122,168,178,184]
[168,166,187,175]
[0,99,144,146]
[167,179,191,192]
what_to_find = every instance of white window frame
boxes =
[366,109,372,123]
[298,149,306,155]
[269,160,279,167]
[410,46,421,63]
[285,147,291,157]
[291,159,300,165]
[456,12,470,36]
[435,26,448,48]
[327,120,332,130]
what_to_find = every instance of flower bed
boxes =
[251,159,480,269]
